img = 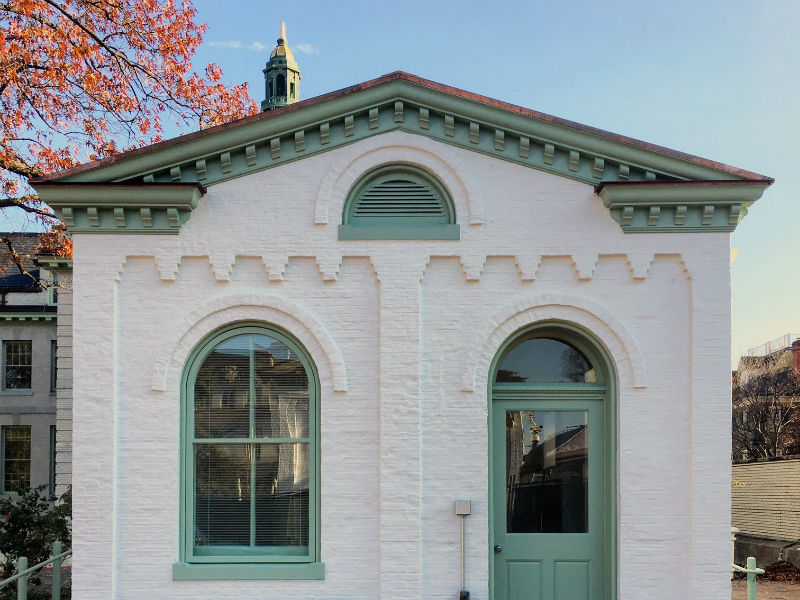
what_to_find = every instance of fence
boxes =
[746,333,800,357]
[0,541,70,600]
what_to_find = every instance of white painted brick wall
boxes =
[70,131,733,599]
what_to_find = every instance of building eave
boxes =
[29,72,773,235]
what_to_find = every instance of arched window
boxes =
[338,165,460,240]
[276,74,286,96]
[176,324,323,580]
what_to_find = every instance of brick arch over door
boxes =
[461,291,647,392]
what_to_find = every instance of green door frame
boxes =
[487,321,617,600]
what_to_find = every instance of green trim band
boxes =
[338,224,460,240]
[597,180,770,232]
[172,561,325,581]
[35,183,205,234]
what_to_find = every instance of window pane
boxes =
[4,426,31,491]
[255,443,309,546]
[496,338,595,383]
[50,340,58,393]
[194,336,251,438]
[195,443,251,547]
[254,336,309,438]
[5,341,32,389]
[506,410,588,533]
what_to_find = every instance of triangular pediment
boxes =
[33,72,772,234]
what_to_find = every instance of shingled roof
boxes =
[0,233,43,292]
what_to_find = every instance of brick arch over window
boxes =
[460,291,647,392]
[314,131,484,226]
[150,294,348,394]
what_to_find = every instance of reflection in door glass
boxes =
[495,338,595,383]
[506,410,588,533]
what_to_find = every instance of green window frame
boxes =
[174,324,323,581]
[338,165,460,240]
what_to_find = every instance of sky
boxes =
[6,0,799,365]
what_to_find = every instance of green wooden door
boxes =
[491,394,606,600]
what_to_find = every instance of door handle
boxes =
[494,545,503,553]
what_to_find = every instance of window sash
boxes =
[50,340,58,393]
[4,341,32,390]
[183,326,319,565]
[3,425,31,492]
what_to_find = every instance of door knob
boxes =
[494,545,503,553]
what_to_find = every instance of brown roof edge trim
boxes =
[31,70,773,183]
[594,179,774,194]
[33,181,207,194]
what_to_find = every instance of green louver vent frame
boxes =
[339,166,460,240]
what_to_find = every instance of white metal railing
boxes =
[746,333,800,357]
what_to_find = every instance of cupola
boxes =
[261,21,301,111]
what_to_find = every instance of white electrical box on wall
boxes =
[455,500,471,516]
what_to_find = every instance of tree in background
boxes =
[0,0,258,267]
[732,349,800,460]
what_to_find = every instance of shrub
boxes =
[0,485,71,588]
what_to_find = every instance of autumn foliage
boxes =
[0,0,258,248]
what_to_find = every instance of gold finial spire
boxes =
[279,21,287,44]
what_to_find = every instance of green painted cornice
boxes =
[35,256,73,271]
[596,180,771,232]
[35,183,205,234]
[31,73,772,235]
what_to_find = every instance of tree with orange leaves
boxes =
[0,0,257,267]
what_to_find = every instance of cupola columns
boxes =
[261,21,301,111]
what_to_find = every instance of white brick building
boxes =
[33,68,771,599]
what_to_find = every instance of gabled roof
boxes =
[33,72,772,234]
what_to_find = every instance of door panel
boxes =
[554,561,589,600]
[508,561,542,600]
[493,399,604,600]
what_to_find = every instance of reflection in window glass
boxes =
[4,341,32,390]
[191,332,311,556]
[194,336,251,439]
[253,335,308,439]
[506,410,588,533]
[3,425,31,492]
[496,338,595,383]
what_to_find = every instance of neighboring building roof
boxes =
[0,232,43,292]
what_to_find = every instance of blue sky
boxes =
[9,0,799,364]
[199,0,800,366]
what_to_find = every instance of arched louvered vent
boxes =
[339,166,460,240]
[353,179,448,220]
